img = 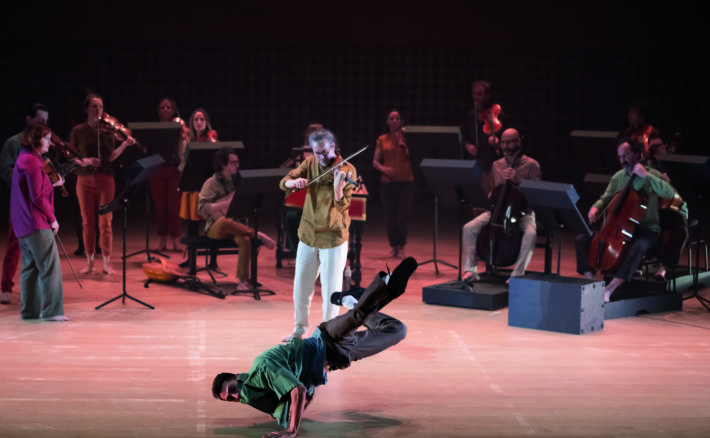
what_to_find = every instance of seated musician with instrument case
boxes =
[461,128,541,283]
[575,139,682,302]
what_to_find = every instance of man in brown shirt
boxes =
[462,128,541,282]
[279,129,357,342]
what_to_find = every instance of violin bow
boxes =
[55,234,83,289]
[300,145,369,188]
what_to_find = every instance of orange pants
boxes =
[206,217,254,281]
[76,174,114,257]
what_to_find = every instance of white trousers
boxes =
[291,240,348,336]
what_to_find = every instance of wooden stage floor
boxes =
[1,204,710,437]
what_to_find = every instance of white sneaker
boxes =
[0,291,11,305]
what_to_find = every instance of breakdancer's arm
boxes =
[264,385,307,438]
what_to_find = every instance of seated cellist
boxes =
[461,128,541,283]
[575,139,676,302]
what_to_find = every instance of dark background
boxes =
[1,1,707,212]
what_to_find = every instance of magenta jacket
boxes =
[11,150,56,238]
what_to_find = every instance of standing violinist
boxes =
[279,129,357,342]
[575,140,676,302]
[69,92,136,275]
[0,104,49,305]
[462,80,505,193]
[11,124,67,321]
[461,128,540,283]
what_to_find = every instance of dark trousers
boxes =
[576,228,660,281]
[319,273,407,371]
[658,210,689,269]
[380,181,415,248]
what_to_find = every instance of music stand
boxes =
[179,141,245,193]
[123,122,182,262]
[659,154,710,311]
[406,126,462,274]
[519,180,592,275]
[225,167,290,300]
[420,159,488,282]
[96,154,164,310]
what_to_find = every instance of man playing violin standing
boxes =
[0,104,49,305]
[197,147,276,291]
[462,128,540,284]
[575,140,678,302]
[462,80,505,193]
[279,129,357,342]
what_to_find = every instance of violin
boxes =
[478,103,503,136]
[43,159,69,197]
[49,132,80,160]
[630,124,653,156]
[99,112,147,153]
[588,174,648,274]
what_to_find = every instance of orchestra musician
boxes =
[197,147,276,290]
[373,109,414,259]
[180,108,218,253]
[575,139,677,302]
[644,131,689,281]
[462,80,505,193]
[10,124,67,321]
[150,98,186,252]
[69,92,137,275]
[621,100,656,157]
[461,128,540,283]
[0,104,49,305]
[279,129,357,342]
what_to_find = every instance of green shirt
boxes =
[593,167,682,234]
[237,338,307,428]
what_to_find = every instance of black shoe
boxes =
[386,257,418,301]
[74,247,85,256]
[331,287,366,306]
[178,259,190,268]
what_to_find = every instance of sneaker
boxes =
[257,232,276,250]
[1,291,11,305]
[330,287,366,308]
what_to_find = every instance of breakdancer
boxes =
[212,257,418,438]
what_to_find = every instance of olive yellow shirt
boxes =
[280,154,356,249]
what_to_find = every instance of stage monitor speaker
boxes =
[508,273,605,335]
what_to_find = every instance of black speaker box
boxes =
[508,273,605,335]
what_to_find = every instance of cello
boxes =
[476,146,528,268]
[588,174,648,274]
